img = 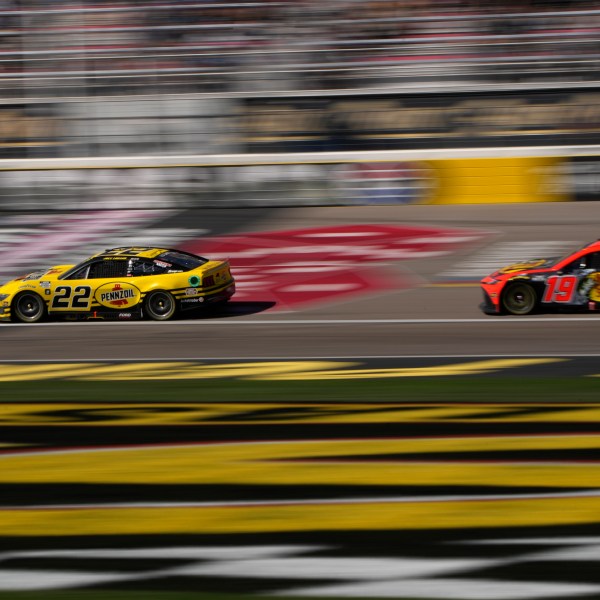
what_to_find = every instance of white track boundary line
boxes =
[7,489,600,511]
[0,354,598,362]
[4,317,600,327]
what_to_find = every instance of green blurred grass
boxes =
[0,377,599,402]
[0,595,429,600]
[0,594,320,600]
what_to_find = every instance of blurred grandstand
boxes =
[1,0,600,208]
[2,0,600,156]
[3,0,600,98]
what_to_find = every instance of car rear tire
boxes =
[145,290,177,321]
[13,292,46,323]
[502,283,537,315]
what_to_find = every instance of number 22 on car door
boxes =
[50,285,93,311]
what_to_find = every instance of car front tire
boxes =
[144,290,177,321]
[502,283,537,315]
[13,292,46,323]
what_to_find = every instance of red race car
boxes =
[480,239,600,315]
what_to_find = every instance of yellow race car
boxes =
[0,246,235,323]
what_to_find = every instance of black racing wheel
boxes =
[144,290,177,321]
[502,283,537,315]
[13,292,46,323]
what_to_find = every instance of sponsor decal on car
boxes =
[95,282,141,309]
[581,272,600,302]
[498,259,552,273]
[23,271,46,281]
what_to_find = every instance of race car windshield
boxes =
[157,251,208,271]
[556,241,595,263]
[524,242,596,270]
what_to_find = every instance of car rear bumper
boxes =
[206,283,236,304]
[180,282,235,311]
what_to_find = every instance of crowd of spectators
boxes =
[1,0,600,97]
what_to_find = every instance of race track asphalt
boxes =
[0,202,600,360]
[2,200,600,361]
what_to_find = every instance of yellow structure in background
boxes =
[427,156,567,204]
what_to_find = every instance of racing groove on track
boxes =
[4,316,600,358]
[1,393,600,598]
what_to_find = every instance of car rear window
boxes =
[157,251,207,271]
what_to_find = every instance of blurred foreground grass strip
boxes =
[0,377,599,402]
[0,593,319,600]
[0,596,412,600]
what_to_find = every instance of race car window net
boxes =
[88,260,129,279]
[588,252,600,270]
[562,251,600,273]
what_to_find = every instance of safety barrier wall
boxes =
[0,147,599,211]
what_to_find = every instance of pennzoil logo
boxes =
[96,282,140,309]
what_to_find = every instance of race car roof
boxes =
[91,247,169,260]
